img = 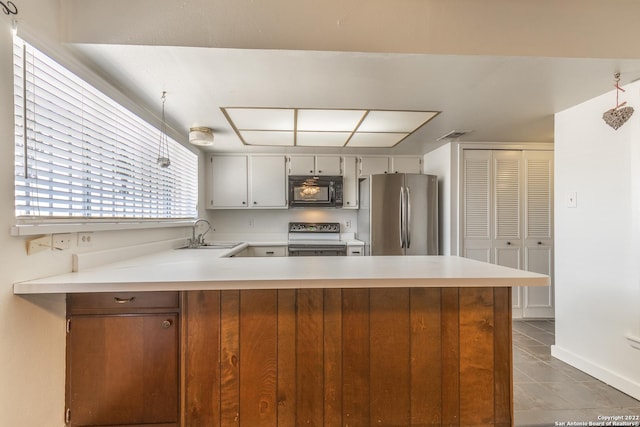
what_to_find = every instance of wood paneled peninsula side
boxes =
[14,251,548,427]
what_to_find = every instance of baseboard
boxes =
[551,344,640,400]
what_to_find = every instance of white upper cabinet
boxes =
[250,156,287,208]
[342,156,358,209]
[207,155,287,209]
[208,155,248,208]
[390,156,422,174]
[358,156,422,176]
[288,155,316,175]
[288,155,342,175]
[358,156,390,176]
[315,156,342,175]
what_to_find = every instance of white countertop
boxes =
[13,245,549,294]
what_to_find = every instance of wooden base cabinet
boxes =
[66,292,180,427]
[66,288,512,426]
[182,287,513,427]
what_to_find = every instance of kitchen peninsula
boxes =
[14,249,548,427]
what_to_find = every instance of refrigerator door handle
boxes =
[399,186,405,248]
[405,186,411,249]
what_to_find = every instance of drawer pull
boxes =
[161,319,173,329]
[266,251,275,255]
[114,296,136,304]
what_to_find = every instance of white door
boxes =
[342,156,358,208]
[208,155,248,208]
[315,156,343,175]
[250,156,287,208]
[359,156,390,176]
[462,150,492,263]
[523,150,554,318]
[493,151,525,316]
[288,155,316,175]
[461,149,554,319]
[391,156,422,174]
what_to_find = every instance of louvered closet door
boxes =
[493,151,525,314]
[462,150,492,263]
[523,151,554,317]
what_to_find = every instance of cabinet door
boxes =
[288,155,316,175]
[250,156,287,208]
[523,151,554,318]
[462,150,492,263]
[342,156,358,208]
[67,314,179,426]
[359,156,389,176]
[209,155,248,208]
[315,155,342,175]
[391,156,422,174]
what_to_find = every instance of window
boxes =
[13,37,198,221]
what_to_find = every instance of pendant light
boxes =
[157,91,171,168]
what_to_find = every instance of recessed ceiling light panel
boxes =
[240,130,294,146]
[226,108,294,131]
[297,109,366,132]
[222,107,439,147]
[297,132,351,146]
[357,110,438,133]
[347,132,409,148]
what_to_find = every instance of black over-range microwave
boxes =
[288,175,343,208]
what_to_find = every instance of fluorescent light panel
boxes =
[297,109,366,131]
[297,132,351,147]
[240,130,294,146]
[223,108,438,147]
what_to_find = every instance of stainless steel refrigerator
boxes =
[357,174,438,255]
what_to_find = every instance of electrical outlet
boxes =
[52,233,72,250]
[27,235,52,255]
[77,232,93,247]
[345,220,352,229]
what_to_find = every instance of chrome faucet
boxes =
[189,219,212,248]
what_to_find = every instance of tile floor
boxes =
[513,320,640,426]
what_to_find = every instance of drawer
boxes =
[252,246,287,257]
[347,245,364,256]
[68,291,180,314]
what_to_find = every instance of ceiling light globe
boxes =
[189,126,214,146]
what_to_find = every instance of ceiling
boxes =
[60,1,640,155]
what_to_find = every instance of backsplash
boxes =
[207,209,358,236]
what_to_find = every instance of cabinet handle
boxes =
[266,251,274,255]
[318,170,322,173]
[506,241,511,246]
[161,319,173,329]
[242,201,246,205]
[309,170,313,173]
[538,241,542,245]
[253,201,257,205]
[114,296,135,304]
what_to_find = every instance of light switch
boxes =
[567,192,577,208]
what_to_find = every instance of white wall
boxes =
[0,6,193,426]
[424,143,453,255]
[553,81,640,399]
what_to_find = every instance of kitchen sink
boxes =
[178,242,242,250]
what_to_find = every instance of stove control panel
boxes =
[288,222,341,233]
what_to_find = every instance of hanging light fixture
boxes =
[157,91,171,168]
[189,126,214,146]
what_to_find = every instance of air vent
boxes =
[437,130,472,141]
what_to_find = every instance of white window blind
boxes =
[13,37,198,220]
